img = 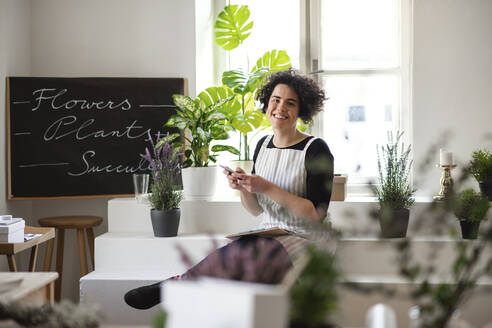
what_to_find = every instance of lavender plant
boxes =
[176,237,292,284]
[375,131,415,211]
[141,131,183,211]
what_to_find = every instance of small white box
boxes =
[0,219,25,243]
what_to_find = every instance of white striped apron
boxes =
[255,135,317,260]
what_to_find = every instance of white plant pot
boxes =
[228,160,254,174]
[181,166,219,200]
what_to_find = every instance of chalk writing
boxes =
[68,151,149,176]
[32,88,131,111]
[43,115,150,141]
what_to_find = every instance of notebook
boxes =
[226,227,293,239]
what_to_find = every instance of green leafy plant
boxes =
[166,94,239,168]
[141,132,183,211]
[469,149,492,183]
[289,245,339,328]
[375,131,415,211]
[210,4,293,161]
[152,310,167,328]
[453,189,490,222]
[214,4,253,51]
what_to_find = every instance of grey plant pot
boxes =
[150,209,180,237]
[459,220,480,239]
[479,181,492,201]
[379,207,410,238]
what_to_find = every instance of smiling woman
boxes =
[124,69,334,311]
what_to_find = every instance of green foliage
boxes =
[250,49,292,73]
[152,310,167,328]
[218,50,292,160]
[213,4,293,161]
[214,5,253,51]
[453,189,490,222]
[468,148,492,183]
[0,300,102,327]
[166,94,239,167]
[375,131,415,211]
[147,176,183,211]
[141,133,183,211]
[289,246,339,327]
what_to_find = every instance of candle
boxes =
[439,149,453,166]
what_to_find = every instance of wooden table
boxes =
[0,272,58,306]
[0,226,55,272]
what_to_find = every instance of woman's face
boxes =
[266,84,300,133]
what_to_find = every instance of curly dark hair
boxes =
[256,69,326,123]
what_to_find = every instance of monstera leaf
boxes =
[222,67,269,96]
[198,86,240,116]
[251,49,291,73]
[214,5,253,51]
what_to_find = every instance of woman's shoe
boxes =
[124,281,162,310]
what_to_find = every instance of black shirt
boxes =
[252,135,334,211]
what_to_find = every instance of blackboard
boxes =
[6,77,185,199]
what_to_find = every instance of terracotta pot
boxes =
[459,220,480,239]
[379,207,410,238]
[150,209,180,237]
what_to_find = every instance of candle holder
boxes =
[433,164,457,201]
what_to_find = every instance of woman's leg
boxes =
[124,236,291,309]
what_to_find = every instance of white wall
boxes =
[0,0,33,271]
[24,0,194,302]
[412,0,492,196]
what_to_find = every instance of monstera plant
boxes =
[206,4,293,162]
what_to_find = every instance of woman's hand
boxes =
[235,173,272,194]
[223,167,247,191]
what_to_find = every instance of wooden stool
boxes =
[38,215,103,301]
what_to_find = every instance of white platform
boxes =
[80,197,492,327]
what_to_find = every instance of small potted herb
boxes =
[374,131,415,238]
[141,131,183,237]
[453,189,490,239]
[469,149,492,200]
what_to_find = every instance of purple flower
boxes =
[140,130,183,183]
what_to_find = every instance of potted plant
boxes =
[289,245,339,328]
[197,4,292,172]
[141,131,183,237]
[166,94,239,199]
[453,189,490,239]
[374,131,415,238]
[468,148,492,200]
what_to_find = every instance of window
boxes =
[309,0,411,194]
[199,0,411,195]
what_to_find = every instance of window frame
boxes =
[303,0,413,196]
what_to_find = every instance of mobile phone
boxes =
[219,164,234,173]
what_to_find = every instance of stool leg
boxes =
[44,239,55,271]
[29,244,39,272]
[7,255,17,272]
[86,228,95,270]
[55,229,65,302]
[77,228,88,276]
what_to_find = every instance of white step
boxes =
[108,197,261,234]
[95,233,230,273]
[336,237,492,276]
[80,272,165,326]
